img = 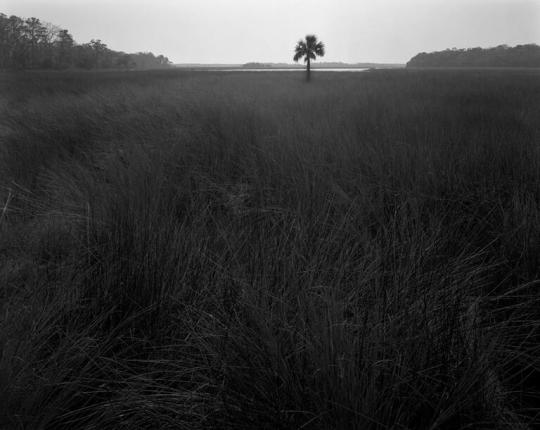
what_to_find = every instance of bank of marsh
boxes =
[1,69,539,429]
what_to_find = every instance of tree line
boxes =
[0,13,172,70]
[407,44,540,68]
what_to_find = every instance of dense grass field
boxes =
[1,68,539,429]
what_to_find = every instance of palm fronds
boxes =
[293,34,325,63]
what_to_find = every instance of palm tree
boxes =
[293,35,325,81]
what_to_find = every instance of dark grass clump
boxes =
[1,69,539,429]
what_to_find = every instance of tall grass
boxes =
[1,69,539,429]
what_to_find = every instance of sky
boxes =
[4,0,540,64]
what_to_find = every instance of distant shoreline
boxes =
[406,44,540,68]
[174,63,404,70]
[406,66,540,71]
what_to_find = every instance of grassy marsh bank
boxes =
[1,69,539,429]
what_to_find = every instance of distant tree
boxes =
[293,34,325,81]
[0,12,173,71]
[53,29,74,68]
[73,43,94,69]
[89,39,108,68]
[5,15,26,68]
[39,22,61,68]
[116,53,135,69]
[23,17,52,68]
[0,14,11,68]
[130,52,171,69]
[243,62,271,68]
[156,54,171,66]
[407,44,540,68]
[0,16,54,68]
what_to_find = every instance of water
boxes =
[217,68,369,72]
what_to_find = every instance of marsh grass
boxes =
[0,69,539,429]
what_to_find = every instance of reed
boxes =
[0,68,539,429]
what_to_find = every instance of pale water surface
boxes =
[215,68,370,72]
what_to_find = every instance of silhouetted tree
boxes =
[0,14,12,69]
[407,44,540,68]
[89,39,109,68]
[72,43,93,69]
[3,15,26,68]
[0,12,172,70]
[129,52,170,69]
[156,54,171,66]
[39,22,61,68]
[53,29,74,68]
[116,53,135,69]
[294,34,325,81]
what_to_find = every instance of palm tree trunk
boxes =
[306,57,311,82]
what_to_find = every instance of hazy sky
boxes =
[4,0,540,63]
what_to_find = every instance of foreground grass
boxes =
[1,69,539,429]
